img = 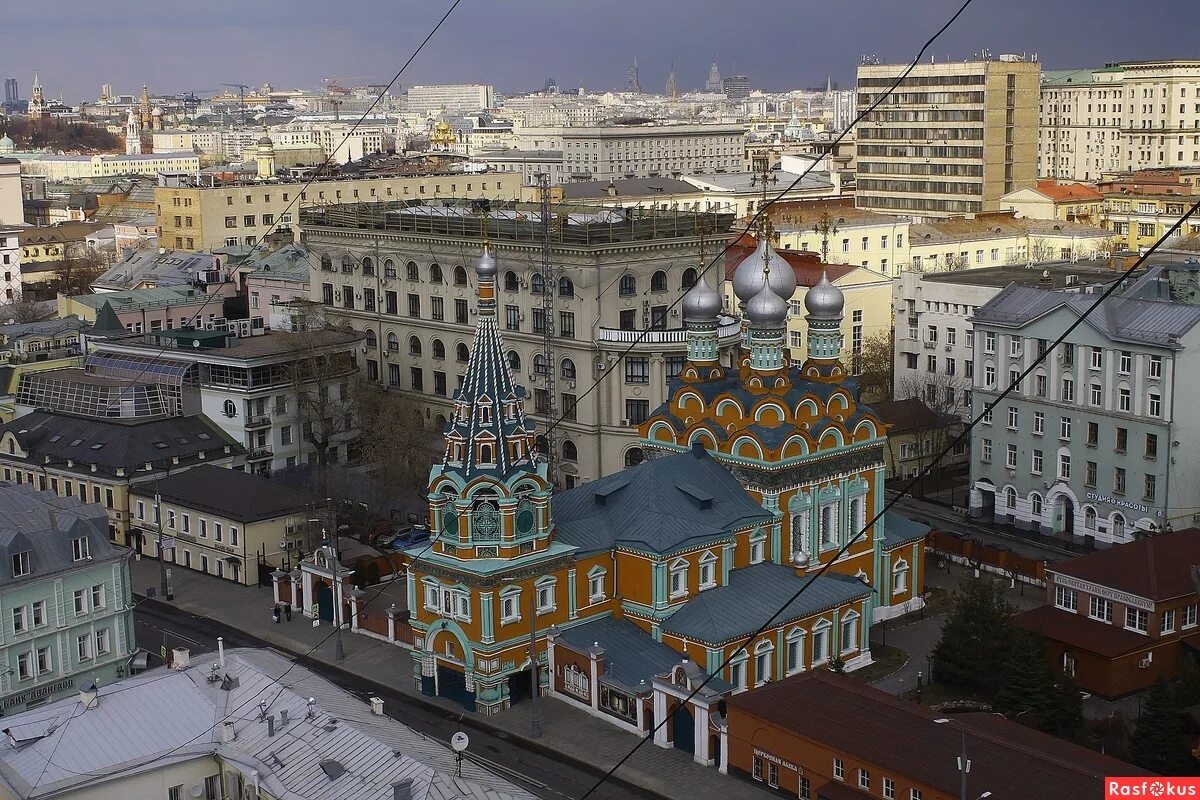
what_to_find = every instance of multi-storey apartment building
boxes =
[301,201,742,479]
[0,226,21,302]
[559,123,746,180]
[0,483,135,714]
[154,170,524,253]
[1016,529,1200,697]
[1039,59,1200,181]
[1096,171,1200,251]
[968,265,1200,544]
[856,57,1040,217]
[893,261,1128,423]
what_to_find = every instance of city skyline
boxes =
[1,0,1197,102]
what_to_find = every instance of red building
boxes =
[723,671,1151,800]
[1015,529,1200,697]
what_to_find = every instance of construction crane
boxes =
[321,75,371,95]
[221,83,250,125]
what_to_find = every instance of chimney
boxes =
[280,709,289,727]
[267,715,275,737]
[222,721,236,743]
[79,681,98,709]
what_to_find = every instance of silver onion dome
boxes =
[475,247,497,279]
[746,281,789,328]
[682,274,722,321]
[804,271,844,318]
[732,237,797,303]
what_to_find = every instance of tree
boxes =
[853,330,894,402]
[1174,657,1200,709]
[895,372,967,490]
[932,579,1014,693]
[0,297,46,324]
[355,379,439,501]
[1044,673,1084,740]
[994,629,1054,722]
[53,251,106,296]
[1130,675,1193,775]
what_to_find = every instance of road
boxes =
[134,602,644,800]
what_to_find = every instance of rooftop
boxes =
[918,259,1132,289]
[68,286,216,312]
[559,176,698,200]
[910,212,1111,244]
[555,615,684,692]
[684,170,833,195]
[1030,179,1104,203]
[727,670,1150,799]
[0,648,534,800]
[0,483,123,588]
[1045,528,1200,601]
[0,316,88,347]
[109,327,362,361]
[724,234,858,288]
[768,197,899,231]
[871,398,945,436]
[1015,604,1154,658]
[241,244,312,282]
[300,200,735,247]
[131,464,311,523]
[93,248,217,292]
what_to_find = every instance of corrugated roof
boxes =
[1014,604,1153,658]
[972,283,1200,347]
[242,244,312,282]
[555,616,682,690]
[93,249,216,292]
[1044,528,1200,601]
[552,447,773,556]
[0,649,534,800]
[661,564,872,645]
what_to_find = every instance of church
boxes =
[403,233,927,760]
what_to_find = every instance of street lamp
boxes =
[934,718,990,800]
[501,573,542,738]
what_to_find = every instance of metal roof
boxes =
[555,616,682,691]
[0,484,123,589]
[130,464,311,524]
[0,648,535,800]
[661,564,872,645]
[551,447,774,556]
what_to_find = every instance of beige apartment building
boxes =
[856,57,1040,217]
[560,123,746,180]
[155,170,524,252]
[1040,60,1200,181]
[300,201,743,480]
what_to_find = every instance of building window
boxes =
[1148,391,1161,417]
[1116,604,1151,634]
[588,570,606,602]
[750,531,766,564]
[754,640,773,686]
[840,612,860,653]
[730,657,747,691]
[77,634,92,661]
[669,560,688,598]
[858,769,871,791]
[624,357,649,384]
[812,621,831,665]
[1055,586,1078,611]
[1162,609,1176,634]
[699,552,718,588]
[785,628,806,674]
[618,274,637,296]
[11,551,30,578]
[833,758,844,781]
[1089,596,1113,623]
[883,777,896,800]
[72,536,90,561]
[1183,605,1197,628]
[500,590,521,623]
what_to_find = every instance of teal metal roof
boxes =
[883,512,930,549]
[661,564,872,645]
[552,446,773,556]
[555,616,682,691]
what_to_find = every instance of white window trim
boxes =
[668,559,689,599]
[499,588,522,624]
[698,551,718,589]
[534,576,557,614]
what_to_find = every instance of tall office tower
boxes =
[855,56,1040,218]
[722,75,751,100]
[706,60,723,94]
[666,63,678,99]
[3,78,18,106]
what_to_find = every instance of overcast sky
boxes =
[2,0,1196,101]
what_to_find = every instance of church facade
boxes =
[405,233,927,754]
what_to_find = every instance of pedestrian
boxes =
[284,602,292,622]
[272,604,281,624]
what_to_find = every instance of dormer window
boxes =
[11,551,30,578]
[479,443,494,464]
[71,537,90,562]
[479,405,491,424]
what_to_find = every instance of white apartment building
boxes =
[560,123,746,180]
[1,226,21,302]
[1039,59,1200,180]
[893,262,1134,423]
[301,201,743,480]
[406,83,495,115]
[12,152,201,180]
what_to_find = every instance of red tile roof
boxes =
[724,234,857,288]
[1014,604,1154,658]
[1046,529,1200,601]
[726,670,1151,798]
[1035,179,1103,203]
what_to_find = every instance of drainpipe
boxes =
[1164,349,1177,531]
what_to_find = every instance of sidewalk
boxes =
[129,559,774,800]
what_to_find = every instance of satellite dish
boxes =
[450,732,469,753]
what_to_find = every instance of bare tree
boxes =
[0,297,47,324]
[53,251,106,296]
[355,380,440,503]
[853,330,894,403]
[895,372,968,489]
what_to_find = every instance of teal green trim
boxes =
[653,561,667,610]
[425,618,476,669]
[831,608,841,655]
[911,541,921,599]
[480,592,495,645]
[722,543,735,583]
[567,569,578,620]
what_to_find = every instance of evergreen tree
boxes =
[932,579,1014,692]
[994,630,1053,722]
[1044,674,1084,740]
[1130,675,1193,775]
[1174,658,1200,709]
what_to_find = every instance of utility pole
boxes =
[154,492,173,601]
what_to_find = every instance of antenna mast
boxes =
[537,173,560,485]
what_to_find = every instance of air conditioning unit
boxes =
[1138,653,1153,669]
[621,418,631,426]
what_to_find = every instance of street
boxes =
[134,602,647,800]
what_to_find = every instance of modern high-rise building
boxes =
[855,57,1041,218]
[722,75,751,100]
[3,78,18,106]
[1039,59,1200,181]
[405,84,495,115]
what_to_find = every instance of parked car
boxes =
[391,525,431,549]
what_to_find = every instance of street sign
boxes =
[159,644,166,659]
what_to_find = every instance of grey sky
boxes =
[2,0,1196,102]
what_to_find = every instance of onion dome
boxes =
[804,271,845,319]
[475,247,496,279]
[681,274,721,321]
[746,281,788,328]
[732,237,797,303]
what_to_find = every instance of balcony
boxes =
[246,448,274,462]
[597,318,743,345]
[244,415,272,430]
